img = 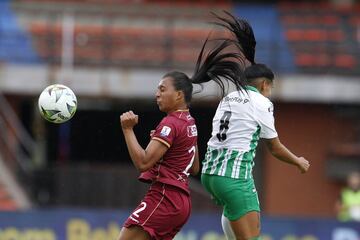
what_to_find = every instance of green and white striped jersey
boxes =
[202,86,278,179]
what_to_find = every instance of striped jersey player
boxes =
[201,12,310,240]
[201,63,310,240]
[202,85,277,180]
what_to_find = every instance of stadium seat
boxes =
[285,29,344,42]
[279,2,359,73]
[281,15,340,26]
[334,54,357,68]
[27,19,223,68]
[0,0,39,63]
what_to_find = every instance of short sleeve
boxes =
[152,117,176,148]
[257,102,278,139]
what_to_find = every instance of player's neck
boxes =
[168,103,188,114]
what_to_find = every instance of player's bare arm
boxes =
[120,111,168,172]
[265,137,310,173]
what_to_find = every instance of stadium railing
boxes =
[0,93,33,209]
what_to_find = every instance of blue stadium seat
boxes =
[234,4,296,73]
[0,0,39,63]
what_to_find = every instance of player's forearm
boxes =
[122,129,147,171]
[269,141,300,166]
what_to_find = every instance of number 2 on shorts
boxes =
[130,201,147,222]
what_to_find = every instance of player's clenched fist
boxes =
[297,157,310,173]
[120,111,139,129]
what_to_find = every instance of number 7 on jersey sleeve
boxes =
[183,145,196,176]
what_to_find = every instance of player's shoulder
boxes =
[163,111,193,125]
[220,90,249,105]
[225,90,247,99]
[160,114,177,125]
[249,91,274,113]
[176,111,194,121]
[157,115,177,137]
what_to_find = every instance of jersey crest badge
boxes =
[160,126,171,137]
[187,125,198,137]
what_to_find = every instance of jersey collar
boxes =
[175,109,189,112]
[245,85,260,93]
[169,109,189,116]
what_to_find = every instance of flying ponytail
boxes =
[211,11,257,65]
[211,11,277,87]
[164,12,257,105]
[190,37,247,98]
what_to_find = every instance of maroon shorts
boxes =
[123,182,191,240]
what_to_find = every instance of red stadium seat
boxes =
[285,29,344,42]
[17,0,232,68]
[282,15,340,26]
[334,54,357,68]
[295,53,331,67]
[28,20,220,67]
[279,2,359,72]
[349,16,360,25]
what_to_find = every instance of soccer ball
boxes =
[38,84,77,124]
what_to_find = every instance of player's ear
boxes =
[260,79,266,92]
[259,78,270,92]
[176,90,184,101]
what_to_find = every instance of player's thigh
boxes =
[202,174,260,221]
[118,226,151,240]
[229,211,260,240]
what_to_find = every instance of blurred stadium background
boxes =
[0,0,359,239]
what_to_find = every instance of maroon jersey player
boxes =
[139,110,198,195]
[118,38,248,240]
[119,76,199,240]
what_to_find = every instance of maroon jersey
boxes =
[139,110,198,195]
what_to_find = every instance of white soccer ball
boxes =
[38,84,77,124]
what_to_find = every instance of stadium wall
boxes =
[262,102,358,217]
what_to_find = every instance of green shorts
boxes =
[201,174,260,221]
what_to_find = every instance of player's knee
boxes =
[221,214,236,240]
[233,228,260,240]
[117,228,131,240]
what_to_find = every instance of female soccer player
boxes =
[118,38,247,240]
[201,13,311,240]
